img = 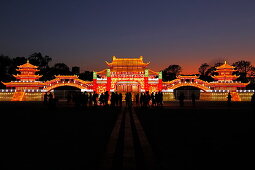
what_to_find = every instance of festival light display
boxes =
[2,60,45,101]
[95,56,160,93]
[0,57,253,101]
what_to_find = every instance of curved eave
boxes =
[76,80,93,84]
[163,79,179,84]
[3,82,45,86]
[148,69,159,75]
[55,75,78,79]
[13,75,42,78]
[16,69,40,72]
[177,76,199,79]
[212,75,239,79]
[18,65,38,69]
[96,69,107,75]
[209,82,249,86]
[214,70,237,72]
[105,61,110,66]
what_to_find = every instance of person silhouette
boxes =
[43,92,48,105]
[251,92,255,107]
[179,92,185,107]
[191,93,196,107]
[227,92,232,106]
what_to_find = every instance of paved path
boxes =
[100,107,155,170]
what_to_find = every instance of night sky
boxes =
[1,0,255,73]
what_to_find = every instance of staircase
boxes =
[11,92,25,101]
[230,92,241,101]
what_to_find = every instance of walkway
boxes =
[100,106,156,170]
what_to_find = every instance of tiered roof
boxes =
[14,60,42,80]
[104,56,150,73]
[3,60,44,88]
[212,61,239,81]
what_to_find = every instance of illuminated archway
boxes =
[173,86,201,100]
[168,82,210,92]
[44,83,89,92]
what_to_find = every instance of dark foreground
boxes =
[1,101,255,170]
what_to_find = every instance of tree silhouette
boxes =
[162,65,182,81]
[28,52,52,69]
[198,63,210,76]
[233,60,254,77]
[79,71,93,81]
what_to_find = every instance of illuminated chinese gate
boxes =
[94,56,162,93]
[1,58,253,102]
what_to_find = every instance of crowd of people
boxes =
[43,92,58,108]
[43,91,164,108]
[43,91,255,108]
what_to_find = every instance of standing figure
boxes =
[191,93,196,107]
[179,92,185,107]
[43,92,48,105]
[92,91,98,106]
[136,93,140,106]
[125,92,132,108]
[118,93,123,107]
[251,92,255,107]
[227,92,232,106]
[151,92,156,106]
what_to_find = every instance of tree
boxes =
[198,62,224,82]
[79,71,93,81]
[232,60,254,83]
[162,64,182,81]
[28,52,52,69]
[52,63,71,75]
[198,63,210,76]
[0,55,12,88]
[232,60,254,77]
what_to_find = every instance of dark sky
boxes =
[1,0,255,73]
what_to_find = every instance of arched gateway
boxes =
[94,56,162,93]
[43,75,92,92]
[163,75,211,92]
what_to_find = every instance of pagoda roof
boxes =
[13,74,42,79]
[2,81,45,86]
[148,69,159,75]
[216,61,235,69]
[17,60,38,69]
[96,68,159,75]
[16,68,40,71]
[55,75,79,79]
[96,69,107,75]
[105,56,150,67]
[177,75,199,79]
[209,82,249,87]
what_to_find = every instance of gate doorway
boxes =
[52,86,81,101]
[174,86,201,100]
[115,82,140,93]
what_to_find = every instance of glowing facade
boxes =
[3,60,44,91]
[94,56,162,93]
[0,57,253,101]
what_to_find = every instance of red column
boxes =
[106,77,111,92]
[93,72,98,92]
[144,77,149,91]
[158,79,162,91]
[158,71,163,91]
[144,69,149,92]
[106,69,111,92]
